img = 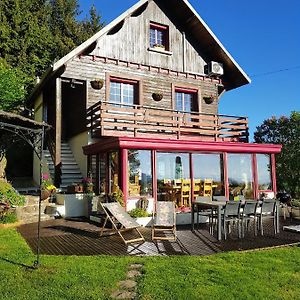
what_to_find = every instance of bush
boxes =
[0,181,25,206]
[128,208,151,218]
[291,199,300,207]
[0,211,18,224]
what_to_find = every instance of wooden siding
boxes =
[92,1,206,74]
[63,56,219,115]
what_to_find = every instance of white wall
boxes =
[68,131,89,177]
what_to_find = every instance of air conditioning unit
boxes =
[207,61,224,76]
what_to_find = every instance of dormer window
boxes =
[150,22,169,51]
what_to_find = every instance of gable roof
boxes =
[28,0,251,103]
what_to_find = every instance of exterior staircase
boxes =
[44,142,84,190]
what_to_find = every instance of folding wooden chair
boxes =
[152,201,176,241]
[100,202,145,244]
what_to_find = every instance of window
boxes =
[227,154,254,200]
[156,152,190,202]
[150,22,169,50]
[128,150,153,197]
[109,151,119,193]
[175,88,198,113]
[256,154,272,190]
[109,77,138,107]
[193,153,225,196]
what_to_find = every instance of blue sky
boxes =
[79,0,300,140]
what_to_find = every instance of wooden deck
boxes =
[17,218,300,256]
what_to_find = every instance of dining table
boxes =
[191,198,280,241]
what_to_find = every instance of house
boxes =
[29,0,281,213]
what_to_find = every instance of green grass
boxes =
[1,228,300,300]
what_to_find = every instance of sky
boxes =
[78,0,300,140]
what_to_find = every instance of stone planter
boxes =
[134,216,153,227]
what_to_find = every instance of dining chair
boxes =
[203,179,213,198]
[195,196,213,231]
[258,199,277,235]
[223,201,241,240]
[180,179,191,207]
[213,196,228,202]
[240,200,258,237]
[193,179,202,200]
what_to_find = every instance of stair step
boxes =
[44,142,84,189]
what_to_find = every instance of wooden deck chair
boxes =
[100,202,145,245]
[152,201,176,241]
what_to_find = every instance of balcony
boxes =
[87,101,249,142]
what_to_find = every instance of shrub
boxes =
[0,181,25,206]
[128,208,151,218]
[0,211,18,224]
[291,199,300,207]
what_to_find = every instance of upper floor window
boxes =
[150,22,169,51]
[109,77,138,107]
[175,88,198,113]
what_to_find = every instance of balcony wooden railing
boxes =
[86,101,249,142]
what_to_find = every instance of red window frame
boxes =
[109,76,139,106]
[150,22,169,50]
[174,87,198,113]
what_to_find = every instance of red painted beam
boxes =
[83,137,282,155]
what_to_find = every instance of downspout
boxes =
[182,32,186,73]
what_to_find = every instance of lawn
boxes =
[1,228,300,300]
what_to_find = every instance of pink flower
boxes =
[42,173,49,180]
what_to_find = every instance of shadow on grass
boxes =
[0,256,35,270]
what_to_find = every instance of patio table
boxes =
[191,198,280,241]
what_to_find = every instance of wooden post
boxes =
[55,78,62,187]
[223,152,229,199]
[252,154,258,199]
[120,149,128,210]
[271,154,277,195]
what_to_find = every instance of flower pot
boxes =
[153,44,165,50]
[203,96,215,104]
[90,80,104,90]
[41,189,51,200]
[152,92,163,101]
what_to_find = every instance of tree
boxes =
[0,60,28,111]
[0,0,104,111]
[254,112,300,198]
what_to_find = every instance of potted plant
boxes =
[153,44,165,50]
[203,95,215,104]
[128,208,152,227]
[152,92,163,101]
[290,199,300,219]
[90,79,104,90]
[41,173,56,200]
[82,177,94,194]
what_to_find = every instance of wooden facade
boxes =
[30,0,281,207]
